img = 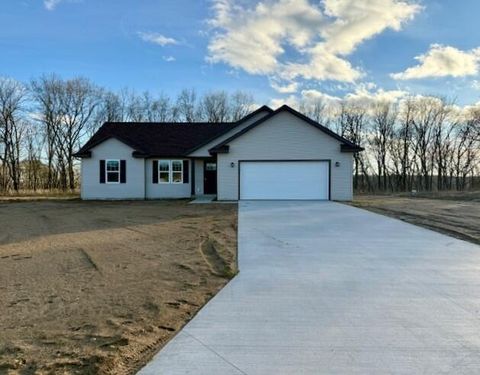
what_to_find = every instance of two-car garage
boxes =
[239,161,330,200]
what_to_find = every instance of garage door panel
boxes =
[240,161,329,200]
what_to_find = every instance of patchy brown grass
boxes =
[0,190,80,201]
[350,193,480,245]
[0,200,237,374]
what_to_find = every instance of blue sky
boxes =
[1,0,480,107]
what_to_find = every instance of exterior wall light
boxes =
[335,161,341,167]
[230,162,235,168]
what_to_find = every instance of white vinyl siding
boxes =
[145,159,191,199]
[188,110,271,157]
[217,111,353,201]
[80,138,145,200]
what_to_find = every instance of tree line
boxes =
[299,96,480,192]
[0,74,479,194]
[0,75,254,192]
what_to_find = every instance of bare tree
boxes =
[200,91,229,122]
[0,78,27,192]
[151,94,172,122]
[31,75,100,190]
[230,91,254,121]
[369,101,397,191]
[299,97,331,127]
[0,78,27,191]
[96,91,126,123]
[175,89,198,122]
[58,78,101,189]
[31,74,64,189]
[335,102,372,191]
[392,97,415,191]
[23,123,44,191]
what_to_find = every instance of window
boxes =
[159,160,170,183]
[158,160,183,184]
[205,162,217,171]
[172,160,183,183]
[106,159,120,183]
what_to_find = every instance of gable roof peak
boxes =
[209,103,364,153]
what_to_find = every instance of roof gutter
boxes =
[341,144,364,153]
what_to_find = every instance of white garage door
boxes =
[240,161,329,200]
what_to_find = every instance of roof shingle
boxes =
[75,122,240,157]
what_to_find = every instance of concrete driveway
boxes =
[139,201,480,374]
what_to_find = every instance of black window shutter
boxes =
[152,160,158,184]
[99,160,105,183]
[183,160,189,184]
[120,160,126,183]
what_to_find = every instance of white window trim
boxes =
[158,160,171,184]
[157,160,183,184]
[106,159,120,184]
[171,160,184,184]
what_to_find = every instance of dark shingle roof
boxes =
[75,122,237,157]
[74,105,274,158]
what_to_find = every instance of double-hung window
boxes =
[159,160,170,183]
[171,161,183,183]
[106,159,120,183]
[158,160,183,184]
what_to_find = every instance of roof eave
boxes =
[209,145,230,155]
[341,144,364,152]
[73,151,92,158]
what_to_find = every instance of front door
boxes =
[204,160,217,194]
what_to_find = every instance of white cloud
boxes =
[322,0,422,55]
[281,45,362,83]
[344,86,408,105]
[207,0,421,90]
[162,56,176,62]
[300,89,342,106]
[44,0,81,10]
[270,86,408,112]
[138,32,179,46]
[44,0,61,10]
[472,80,480,90]
[270,80,299,94]
[208,0,326,75]
[392,44,480,80]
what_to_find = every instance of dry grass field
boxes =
[351,191,480,245]
[0,200,237,374]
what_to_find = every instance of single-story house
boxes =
[74,105,363,201]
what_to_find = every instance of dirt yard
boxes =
[351,192,480,245]
[0,200,237,374]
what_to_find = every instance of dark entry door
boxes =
[204,160,217,194]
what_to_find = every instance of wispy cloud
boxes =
[138,32,179,46]
[44,0,63,10]
[44,0,80,10]
[162,56,176,62]
[270,79,298,94]
[206,0,422,92]
[392,44,480,80]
